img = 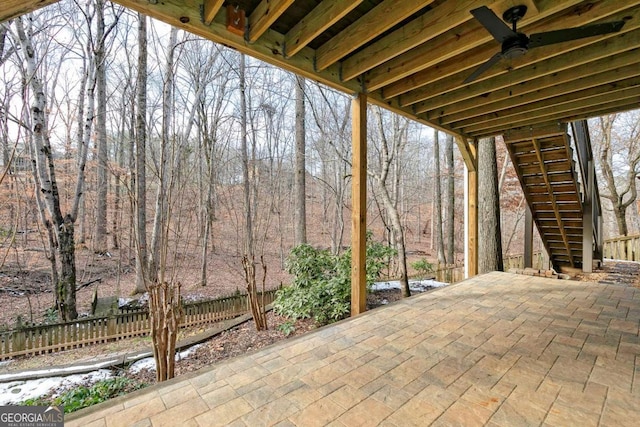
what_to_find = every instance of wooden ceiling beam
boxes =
[384,0,639,99]
[460,86,640,135]
[449,76,640,130]
[248,0,295,43]
[203,0,225,25]
[501,102,640,141]
[366,0,586,93]
[469,97,640,138]
[314,0,435,71]
[284,0,363,58]
[341,0,477,82]
[416,30,640,116]
[438,64,640,125]
[425,49,640,125]
[0,0,60,22]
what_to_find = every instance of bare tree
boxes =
[180,41,228,286]
[133,12,147,294]
[11,15,91,320]
[294,75,307,246]
[593,113,640,236]
[445,133,455,265]
[433,129,445,265]
[370,107,410,297]
[94,0,108,253]
[148,26,178,285]
[239,53,267,330]
[307,84,351,254]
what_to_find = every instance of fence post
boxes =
[107,315,117,340]
[12,329,26,354]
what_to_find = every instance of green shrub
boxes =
[411,258,434,278]
[274,233,396,325]
[277,320,296,336]
[22,376,147,413]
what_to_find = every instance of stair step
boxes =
[529,193,580,203]
[520,162,573,175]
[527,184,577,194]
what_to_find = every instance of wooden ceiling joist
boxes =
[460,86,640,134]
[203,0,224,25]
[248,0,296,43]
[314,0,436,72]
[445,74,640,129]
[341,0,482,82]
[422,49,640,129]
[284,0,363,58]
[479,98,640,137]
[439,64,640,128]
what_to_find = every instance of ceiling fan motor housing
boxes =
[502,33,530,58]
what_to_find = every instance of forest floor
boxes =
[0,245,291,328]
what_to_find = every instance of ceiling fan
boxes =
[464,5,626,83]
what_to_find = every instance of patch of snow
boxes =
[0,360,13,368]
[0,359,121,383]
[129,357,155,374]
[372,279,448,292]
[119,293,148,309]
[129,344,203,373]
[0,370,112,405]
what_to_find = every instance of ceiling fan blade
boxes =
[471,6,517,43]
[528,21,626,48]
[463,51,504,84]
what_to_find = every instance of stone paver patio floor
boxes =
[67,271,640,426]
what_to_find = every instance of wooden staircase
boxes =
[504,125,584,270]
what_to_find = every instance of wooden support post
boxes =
[583,160,594,273]
[464,141,478,278]
[351,93,367,316]
[524,205,533,268]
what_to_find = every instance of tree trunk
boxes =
[445,133,455,265]
[134,13,148,294]
[94,0,108,253]
[376,178,410,297]
[148,282,182,382]
[478,137,503,273]
[149,27,177,285]
[294,75,307,246]
[239,53,266,330]
[433,130,445,264]
[15,17,78,320]
[614,205,629,237]
[596,115,639,237]
[371,108,410,297]
[240,55,254,259]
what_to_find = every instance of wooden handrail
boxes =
[603,235,640,262]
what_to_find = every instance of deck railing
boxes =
[603,235,640,262]
[431,252,546,284]
[0,289,278,359]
